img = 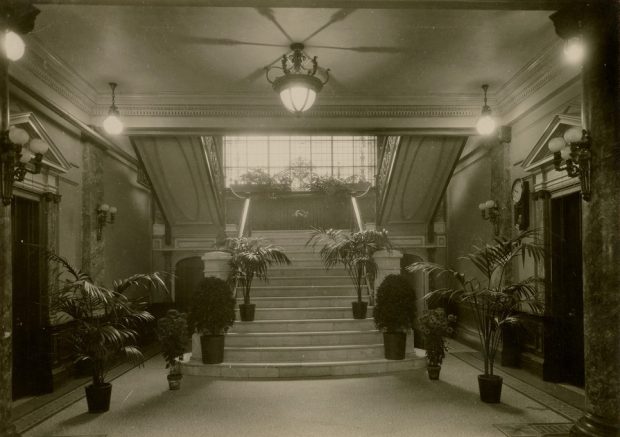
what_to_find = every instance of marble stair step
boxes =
[183,352,426,378]
[266,267,348,276]
[249,285,362,298]
[238,296,360,308]
[264,276,351,286]
[223,344,385,362]
[230,318,376,333]
[234,306,373,320]
[226,330,382,347]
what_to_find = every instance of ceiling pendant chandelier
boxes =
[102,82,123,135]
[265,43,330,114]
[476,84,496,136]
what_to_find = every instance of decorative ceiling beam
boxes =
[32,0,587,11]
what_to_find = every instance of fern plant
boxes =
[408,230,544,376]
[226,237,291,305]
[48,252,167,386]
[306,228,392,305]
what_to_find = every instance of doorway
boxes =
[12,196,52,399]
[545,192,584,387]
[175,257,205,312]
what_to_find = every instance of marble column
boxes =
[553,4,620,436]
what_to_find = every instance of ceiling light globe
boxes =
[8,126,30,145]
[564,37,585,65]
[29,138,49,155]
[103,114,124,135]
[548,137,567,153]
[3,31,25,61]
[280,86,317,113]
[476,115,496,135]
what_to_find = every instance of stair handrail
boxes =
[238,196,251,238]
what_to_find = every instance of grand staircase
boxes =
[183,230,425,378]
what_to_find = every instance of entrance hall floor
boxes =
[22,342,582,437]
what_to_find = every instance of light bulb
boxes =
[109,206,117,214]
[564,127,583,144]
[8,126,29,145]
[103,114,123,135]
[99,204,110,212]
[3,31,25,61]
[476,114,496,135]
[560,147,572,161]
[485,200,496,209]
[478,203,486,210]
[19,149,33,163]
[548,137,567,153]
[29,138,49,155]
[564,37,585,65]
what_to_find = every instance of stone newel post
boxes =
[191,251,233,361]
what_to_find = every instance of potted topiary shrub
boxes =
[307,228,391,319]
[409,230,544,402]
[226,237,291,321]
[48,253,166,413]
[419,308,457,380]
[156,309,189,390]
[373,274,416,359]
[188,276,236,364]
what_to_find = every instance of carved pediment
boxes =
[10,112,70,174]
[522,113,581,172]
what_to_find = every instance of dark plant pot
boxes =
[85,383,112,413]
[478,374,503,403]
[200,334,225,364]
[427,365,441,380]
[167,373,183,390]
[239,303,256,321]
[383,331,406,360]
[352,301,368,319]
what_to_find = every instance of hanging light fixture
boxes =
[476,84,496,136]
[547,126,591,201]
[102,82,123,135]
[265,43,330,114]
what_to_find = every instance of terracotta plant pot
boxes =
[383,331,406,360]
[167,373,183,390]
[352,301,368,319]
[200,334,225,364]
[239,303,256,321]
[427,365,441,380]
[85,383,112,413]
[478,374,503,403]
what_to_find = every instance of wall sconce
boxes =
[479,200,500,235]
[97,203,117,241]
[547,126,591,201]
[1,126,50,205]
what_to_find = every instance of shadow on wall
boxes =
[175,257,205,312]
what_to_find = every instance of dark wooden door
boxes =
[12,196,52,399]
[548,192,584,386]
[175,257,205,312]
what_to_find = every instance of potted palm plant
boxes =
[156,309,188,390]
[419,308,457,380]
[307,228,391,319]
[188,276,236,364]
[408,230,544,402]
[48,253,166,413]
[373,274,416,359]
[226,237,291,321]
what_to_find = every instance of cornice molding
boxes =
[93,103,480,119]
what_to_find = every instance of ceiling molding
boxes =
[32,0,584,10]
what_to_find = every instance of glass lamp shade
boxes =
[272,74,323,114]
[109,206,117,214]
[29,138,49,155]
[560,147,572,161]
[564,126,583,144]
[103,113,123,135]
[484,200,496,209]
[478,203,486,210]
[3,31,25,61]
[548,137,567,153]
[476,114,496,135]
[564,37,585,65]
[99,204,110,212]
[19,149,33,163]
[8,126,30,145]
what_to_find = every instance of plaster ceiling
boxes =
[27,5,557,102]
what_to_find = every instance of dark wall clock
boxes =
[512,179,530,231]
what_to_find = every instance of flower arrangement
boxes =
[419,308,457,367]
